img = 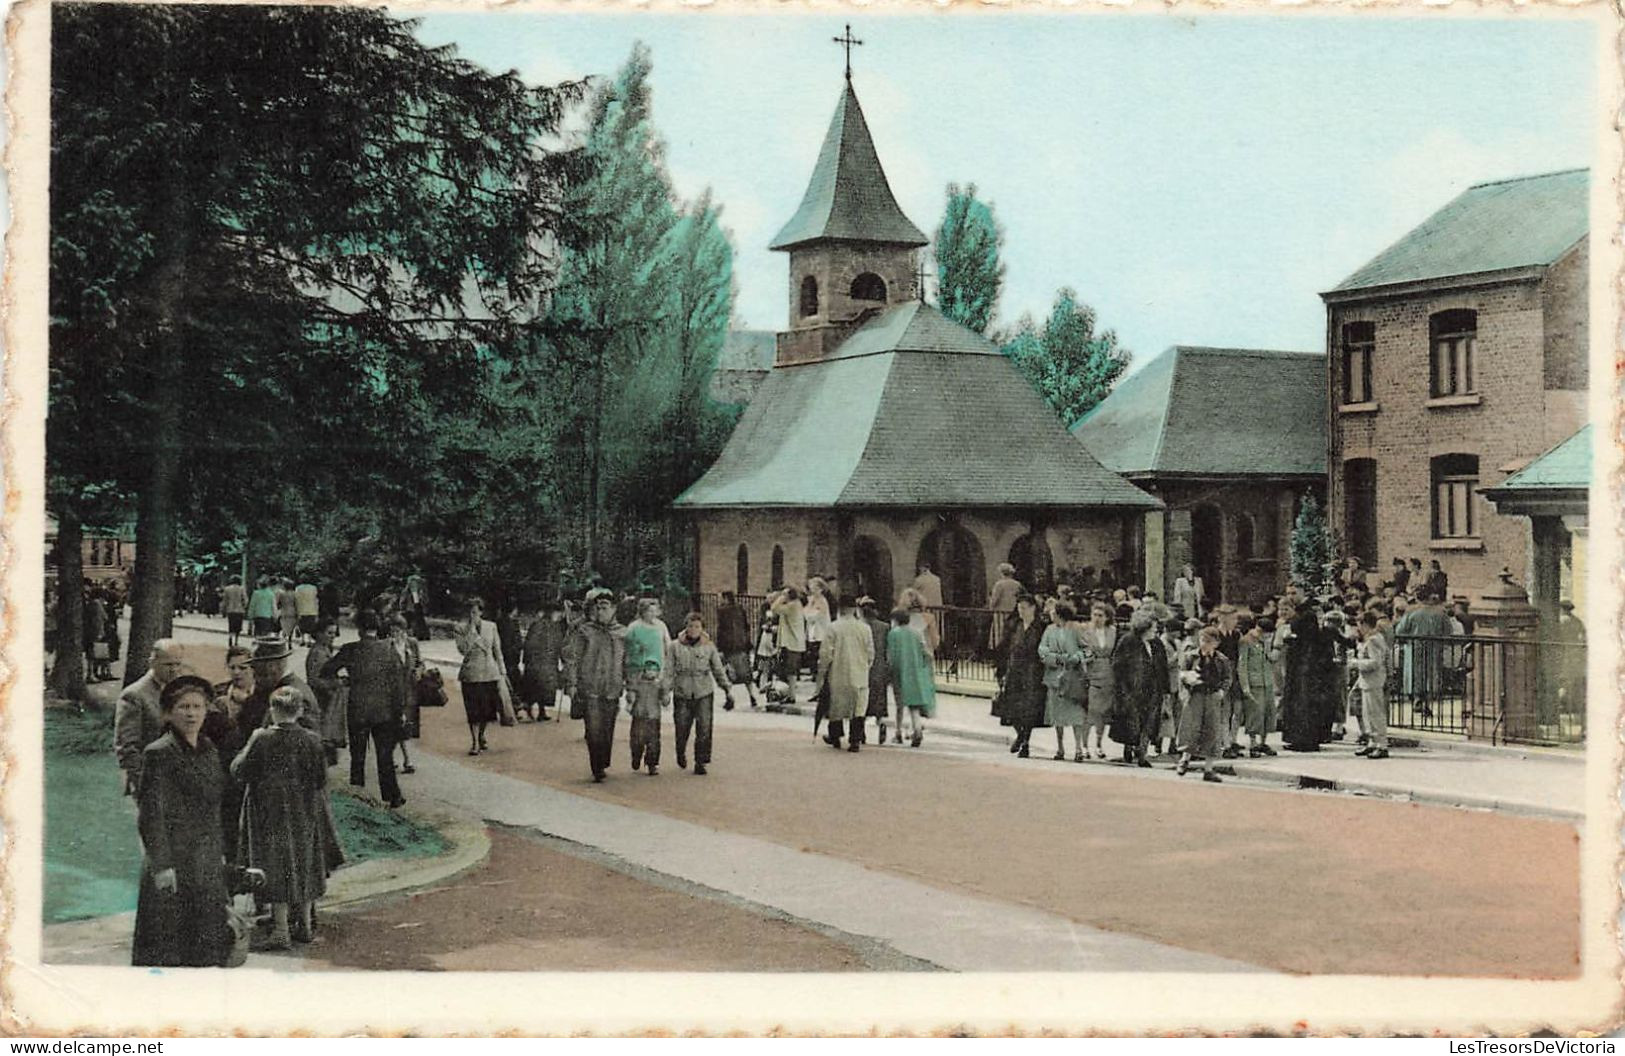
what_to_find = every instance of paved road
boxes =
[148,623,1583,976]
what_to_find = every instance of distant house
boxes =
[1321,168,1589,604]
[709,329,777,405]
[1073,346,1326,605]
[44,513,137,589]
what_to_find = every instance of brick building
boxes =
[675,77,1159,606]
[1072,346,1326,606]
[1482,423,1591,622]
[1322,168,1589,604]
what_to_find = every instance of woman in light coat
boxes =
[1079,601,1118,759]
[1039,601,1089,762]
[455,597,508,756]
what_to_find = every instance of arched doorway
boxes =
[1190,504,1223,605]
[852,535,894,609]
[1008,532,1054,593]
[916,523,987,608]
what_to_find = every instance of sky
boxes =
[415,12,1599,372]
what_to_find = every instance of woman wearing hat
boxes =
[994,593,1047,758]
[132,675,231,967]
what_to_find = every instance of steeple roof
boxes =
[768,82,928,251]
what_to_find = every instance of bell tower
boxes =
[768,47,928,366]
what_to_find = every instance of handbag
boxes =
[1057,662,1090,702]
[568,693,585,720]
[497,676,517,726]
[91,641,110,660]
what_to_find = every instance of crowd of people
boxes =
[106,545,1592,966]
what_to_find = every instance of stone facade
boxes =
[1146,479,1321,607]
[1326,245,1588,603]
[693,506,1134,607]
[778,241,921,365]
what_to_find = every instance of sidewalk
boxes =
[170,613,1587,822]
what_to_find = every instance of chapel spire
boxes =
[768,78,928,251]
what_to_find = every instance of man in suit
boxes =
[322,611,407,807]
[115,639,187,795]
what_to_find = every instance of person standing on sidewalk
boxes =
[1080,601,1118,761]
[220,577,248,648]
[454,598,509,757]
[247,577,278,639]
[277,579,300,650]
[815,595,874,752]
[1349,610,1391,759]
[1110,608,1168,768]
[521,599,567,721]
[564,589,627,782]
[713,591,758,711]
[769,587,807,698]
[115,639,188,796]
[306,618,347,766]
[860,597,894,745]
[294,578,320,646]
[1237,615,1278,758]
[1039,601,1088,763]
[1176,627,1230,784]
[667,612,729,774]
[320,611,406,807]
[624,598,671,775]
[887,609,936,748]
[388,613,422,774]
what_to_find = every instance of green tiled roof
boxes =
[1072,346,1326,478]
[675,302,1159,510]
[768,82,928,251]
[1329,169,1588,295]
[1488,425,1592,493]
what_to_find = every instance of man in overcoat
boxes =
[815,596,875,752]
[563,588,627,782]
[115,639,187,795]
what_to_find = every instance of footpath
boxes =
[171,614,1587,822]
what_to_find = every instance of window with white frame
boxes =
[1429,310,1476,398]
[1431,454,1479,539]
[1341,321,1374,405]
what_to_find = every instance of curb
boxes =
[323,788,492,910]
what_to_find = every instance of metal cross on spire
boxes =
[833,24,863,81]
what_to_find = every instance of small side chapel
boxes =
[675,46,1160,607]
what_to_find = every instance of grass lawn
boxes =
[44,707,447,926]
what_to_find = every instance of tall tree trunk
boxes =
[587,331,606,575]
[49,507,86,701]
[123,260,184,686]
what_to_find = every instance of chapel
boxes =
[674,70,1160,611]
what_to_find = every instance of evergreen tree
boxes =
[1290,492,1337,597]
[542,44,736,585]
[49,5,582,683]
[1001,288,1131,427]
[934,183,1004,334]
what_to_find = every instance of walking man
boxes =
[1110,609,1169,768]
[814,595,874,752]
[1176,626,1231,783]
[667,613,729,775]
[321,610,407,807]
[563,589,627,783]
[220,578,248,647]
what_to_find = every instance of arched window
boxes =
[735,543,750,596]
[799,276,819,318]
[1431,454,1480,539]
[770,544,785,590]
[1429,309,1476,397]
[849,272,887,303]
[1236,515,1256,561]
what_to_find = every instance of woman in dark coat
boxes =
[1280,601,1325,751]
[231,686,337,948]
[995,595,1048,758]
[132,675,230,967]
